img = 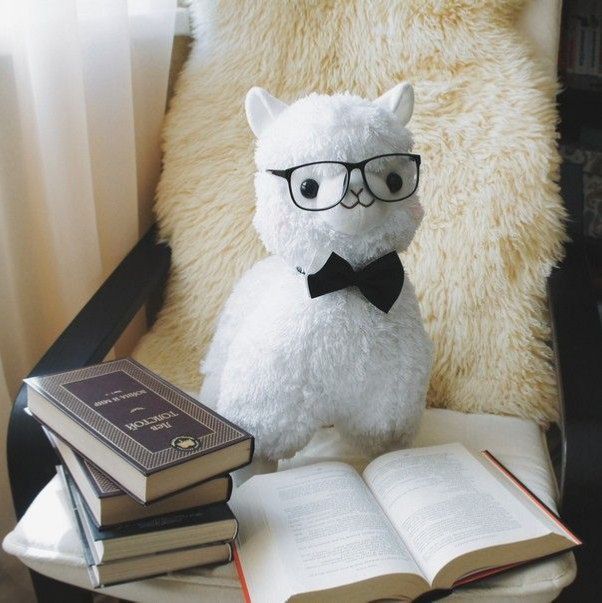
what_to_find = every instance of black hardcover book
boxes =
[61,467,237,564]
[58,466,232,588]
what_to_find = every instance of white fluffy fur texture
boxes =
[199,86,433,460]
[134,0,565,424]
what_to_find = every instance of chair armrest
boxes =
[7,226,171,518]
[549,162,602,526]
[548,237,602,512]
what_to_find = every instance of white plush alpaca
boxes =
[200,83,433,479]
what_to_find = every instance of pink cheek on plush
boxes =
[409,203,424,223]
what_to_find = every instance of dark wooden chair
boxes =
[7,162,602,601]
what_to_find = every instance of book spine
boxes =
[574,0,590,75]
[56,466,96,568]
[96,504,238,537]
[225,474,234,503]
[95,543,233,589]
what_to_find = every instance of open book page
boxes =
[362,443,557,586]
[231,462,427,602]
[480,451,580,542]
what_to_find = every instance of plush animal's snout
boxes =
[341,184,374,209]
[340,170,370,209]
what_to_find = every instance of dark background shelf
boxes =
[557,0,602,309]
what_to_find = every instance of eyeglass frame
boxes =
[266,153,421,212]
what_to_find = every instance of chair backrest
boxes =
[135,0,565,424]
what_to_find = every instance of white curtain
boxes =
[0,0,176,597]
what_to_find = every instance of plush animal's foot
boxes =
[355,429,416,458]
[338,412,423,458]
[225,410,315,461]
[231,456,278,488]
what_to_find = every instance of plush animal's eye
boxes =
[300,179,319,199]
[386,172,403,194]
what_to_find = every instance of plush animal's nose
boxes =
[350,187,363,198]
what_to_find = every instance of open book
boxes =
[231,443,580,602]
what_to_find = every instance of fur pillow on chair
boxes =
[134,0,565,423]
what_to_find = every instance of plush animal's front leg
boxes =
[217,341,319,462]
[218,383,318,461]
[337,402,423,458]
[335,330,433,457]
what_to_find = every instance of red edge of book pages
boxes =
[482,451,582,545]
[454,451,582,589]
[233,544,252,603]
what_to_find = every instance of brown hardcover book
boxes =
[26,358,253,502]
[45,429,232,527]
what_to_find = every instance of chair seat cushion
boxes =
[3,408,575,602]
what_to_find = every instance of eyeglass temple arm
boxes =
[267,169,290,178]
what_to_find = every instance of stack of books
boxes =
[25,358,254,587]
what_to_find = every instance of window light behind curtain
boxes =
[0,0,176,596]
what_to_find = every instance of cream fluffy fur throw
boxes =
[134,0,565,423]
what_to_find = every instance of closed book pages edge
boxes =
[61,467,237,563]
[45,428,233,528]
[59,464,232,588]
[26,358,253,501]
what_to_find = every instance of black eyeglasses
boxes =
[267,153,421,211]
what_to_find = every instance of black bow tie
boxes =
[307,251,404,313]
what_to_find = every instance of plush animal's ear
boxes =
[374,82,414,126]
[245,87,288,137]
